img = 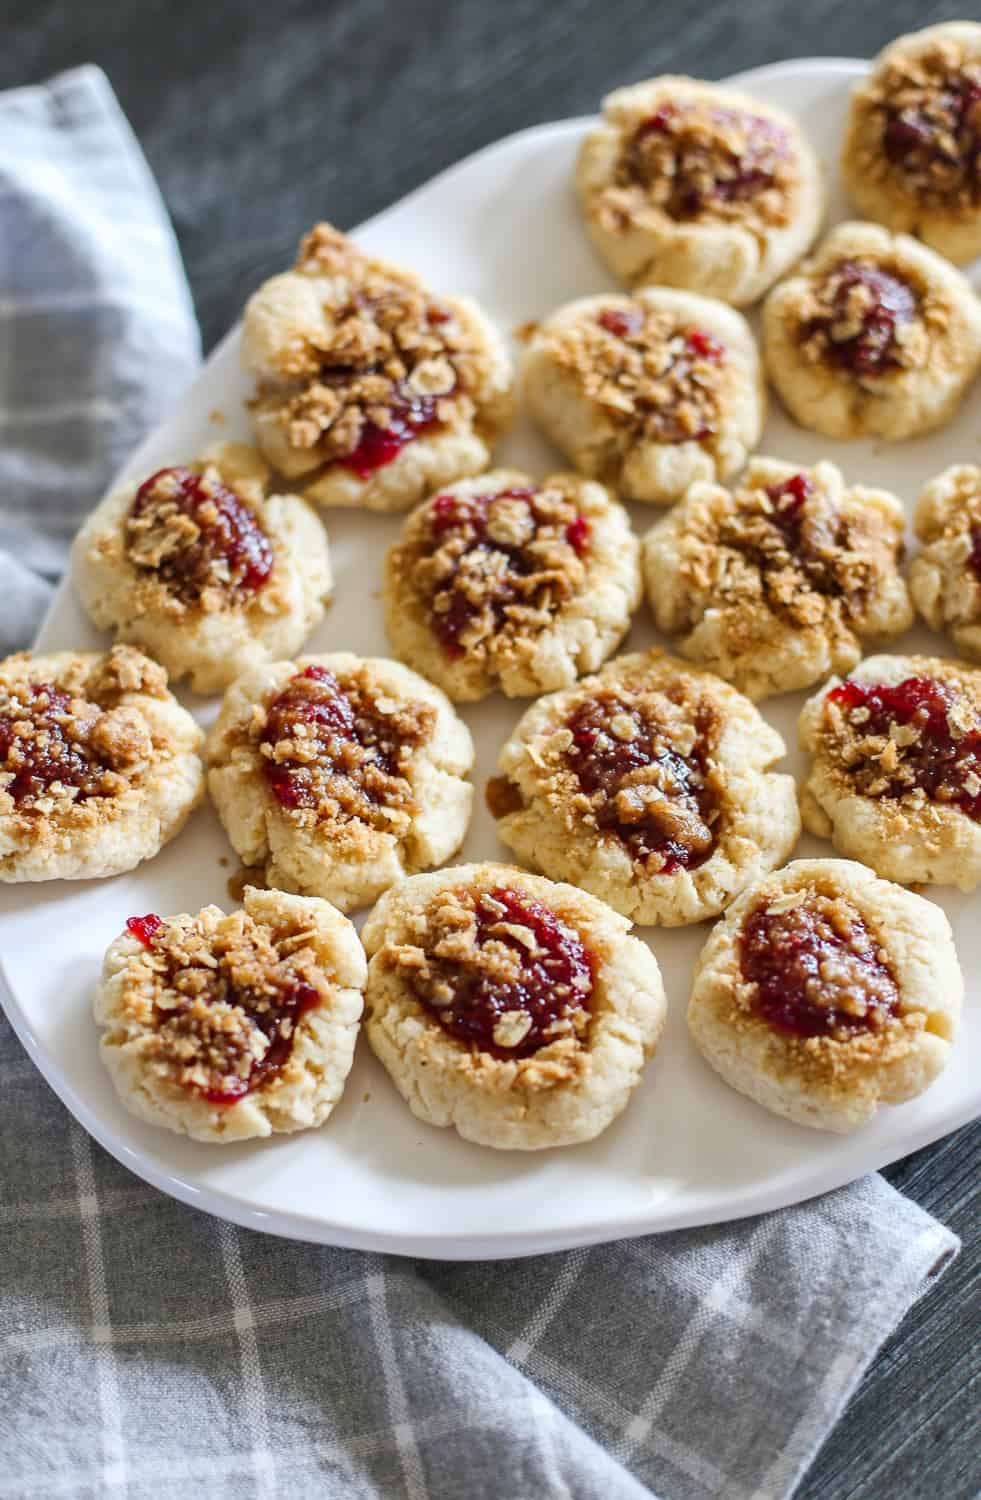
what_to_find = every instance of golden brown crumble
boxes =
[123,464,273,615]
[123,906,324,1101]
[381,884,594,1073]
[795,258,943,377]
[857,40,981,209]
[0,648,166,815]
[254,223,487,468]
[679,472,899,630]
[820,668,981,815]
[545,304,724,450]
[598,97,794,233]
[255,664,436,834]
[491,674,725,872]
[394,481,590,663]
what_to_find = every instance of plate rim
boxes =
[10,53,976,1262]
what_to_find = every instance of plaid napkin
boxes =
[0,66,960,1500]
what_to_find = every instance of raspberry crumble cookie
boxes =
[799,653,981,890]
[383,468,640,701]
[72,443,332,696]
[643,457,912,700]
[241,223,513,513]
[487,650,800,926]
[361,863,666,1149]
[0,646,203,882]
[95,885,365,1142]
[576,75,824,305]
[762,220,981,441]
[910,465,981,660]
[521,289,764,505]
[207,652,473,912]
[688,859,961,1132]
[842,23,981,265]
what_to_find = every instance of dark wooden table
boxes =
[4,2,979,1494]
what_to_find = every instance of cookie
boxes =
[72,442,333,696]
[643,456,912,699]
[762,220,981,441]
[842,23,981,265]
[688,858,961,1132]
[241,222,513,513]
[488,650,800,926]
[361,862,666,1149]
[0,646,203,882]
[382,468,640,702]
[910,464,981,660]
[799,653,981,890]
[521,289,764,504]
[207,652,474,912]
[576,75,824,305]
[95,885,365,1142]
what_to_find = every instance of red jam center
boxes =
[741,900,899,1039]
[884,76,981,176]
[418,887,594,1059]
[427,487,591,657]
[828,676,981,819]
[131,467,273,593]
[765,472,815,546]
[0,683,106,805]
[564,696,716,873]
[126,913,320,1103]
[261,665,374,810]
[631,104,789,213]
[342,386,445,479]
[823,261,916,375]
[597,310,724,366]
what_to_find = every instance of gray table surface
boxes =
[4,1,979,1495]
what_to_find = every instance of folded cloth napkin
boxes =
[0,66,959,1500]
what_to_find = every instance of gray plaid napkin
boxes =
[0,66,960,1500]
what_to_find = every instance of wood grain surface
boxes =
[3,3,979,1495]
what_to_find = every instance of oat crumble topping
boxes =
[686,471,894,628]
[547,303,725,453]
[124,906,323,1102]
[739,888,900,1040]
[859,40,981,208]
[255,224,487,475]
[400,482,591,661]
[125,465,273,611]
[599,99,794,233]
[797,259,933,376]
[823,672,981,818]
[0,649,165,814]
[384,885,594,1062]
[490,676,724,873]
[257,664,435,833]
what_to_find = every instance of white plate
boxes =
[3,57,979,1259]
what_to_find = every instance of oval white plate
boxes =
[3,57,979,1259]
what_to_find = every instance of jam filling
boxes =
[128,467,274,601]
[341,385,443,478]
[625,103,790,219]
[126,912,320,1103]
[563,690,719,872]
[812,261,917,376]
[882,71,981,196]
[411,886,594,1059]
[0,683,112,806]
[827,675,981,819]
[260,664,429,825]
[592,312,724,443]
[741,894,900,1039]
[422,485,591,658]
